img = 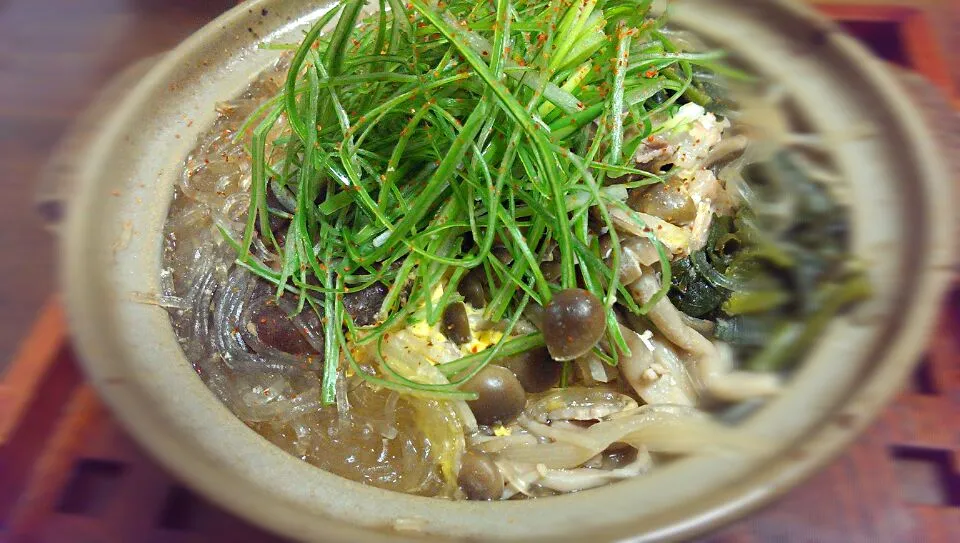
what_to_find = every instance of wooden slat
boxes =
[37,515,112,543]
[927,292,960,395]
[901,11,959,100]
[0,346,83,523]
[814,3,960,107]
[815,4,915,22]
[5,385,104,540]
[0,299,67,444]
[912,505,960,543]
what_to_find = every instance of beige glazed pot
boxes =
[62,0,956,541]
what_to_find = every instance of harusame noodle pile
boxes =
[162,0,868,500]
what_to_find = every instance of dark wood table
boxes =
[0,2,957,542]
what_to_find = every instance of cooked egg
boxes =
[406,287,504,364]
[492,424,512,437]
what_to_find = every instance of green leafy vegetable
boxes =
[227,0,750,401]
[670,151,868,369]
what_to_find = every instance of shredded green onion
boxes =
[229,0,726,403]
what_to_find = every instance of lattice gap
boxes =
[890,446,960,507]
[56,459,125,517]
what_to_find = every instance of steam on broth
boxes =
[162,0,868,500]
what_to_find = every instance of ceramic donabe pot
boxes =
[62,0,955,541]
